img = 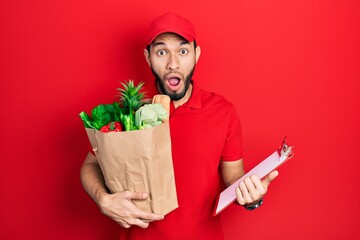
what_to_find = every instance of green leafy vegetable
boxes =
[79,103,121,130]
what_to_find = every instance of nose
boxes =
[167,53,179,70]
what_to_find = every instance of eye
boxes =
[179,49,189,55]
[157,49,167,56]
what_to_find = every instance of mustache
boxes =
[165,70,184,78]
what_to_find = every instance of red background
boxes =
[1,1,359,239]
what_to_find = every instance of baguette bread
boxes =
[152,94,170,122]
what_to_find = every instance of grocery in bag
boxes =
[80,81,178,215]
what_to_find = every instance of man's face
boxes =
[144,33,200,100]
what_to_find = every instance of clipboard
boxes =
[213,137,294,216]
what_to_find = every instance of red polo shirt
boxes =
[120,82,243,240]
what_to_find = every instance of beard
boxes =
[151,67,195,101]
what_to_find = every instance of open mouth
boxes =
[168,77,180,86]
[166,77,181,91]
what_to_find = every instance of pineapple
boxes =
[118,80,146,114]
[117,80,146,131]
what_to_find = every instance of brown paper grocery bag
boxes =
[85,121,178,215]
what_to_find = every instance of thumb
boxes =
[262,170,279,188]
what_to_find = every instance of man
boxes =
[80,12,279,239]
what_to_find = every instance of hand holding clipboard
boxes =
[213,137,294,216]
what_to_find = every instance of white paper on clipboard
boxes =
[213,137,294,216]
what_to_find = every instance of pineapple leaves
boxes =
[117,80,146,114]
[116,80,147,131]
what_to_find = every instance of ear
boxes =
[144,48,151,67]
[195,46,201,63]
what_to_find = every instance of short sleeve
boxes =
[220,105,243,161]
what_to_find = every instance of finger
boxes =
[239,181,253,203]
[250,175,266,196]
[137,211,164,222]
[122,193,164,221]
[262,170,279,188]
[116,206,162,228]
[244,177,259,201]
[125,192,164,216]
[124,191,149,200]
[235,187,246,205]
[118,221,131,229]
[128,217,150,229]
[245,176,264,201]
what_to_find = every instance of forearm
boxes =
[227,172,245,187]
[80,152,108,206]
[220,159,245,187]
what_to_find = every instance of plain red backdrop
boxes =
[1,0,359,239]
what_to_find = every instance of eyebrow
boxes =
[152,41,190,48]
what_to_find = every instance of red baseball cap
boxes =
[146,12,196,45]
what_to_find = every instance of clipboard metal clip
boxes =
[279,137,294,162]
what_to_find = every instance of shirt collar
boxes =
[185,81,202,109]
[168,81,202,115]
